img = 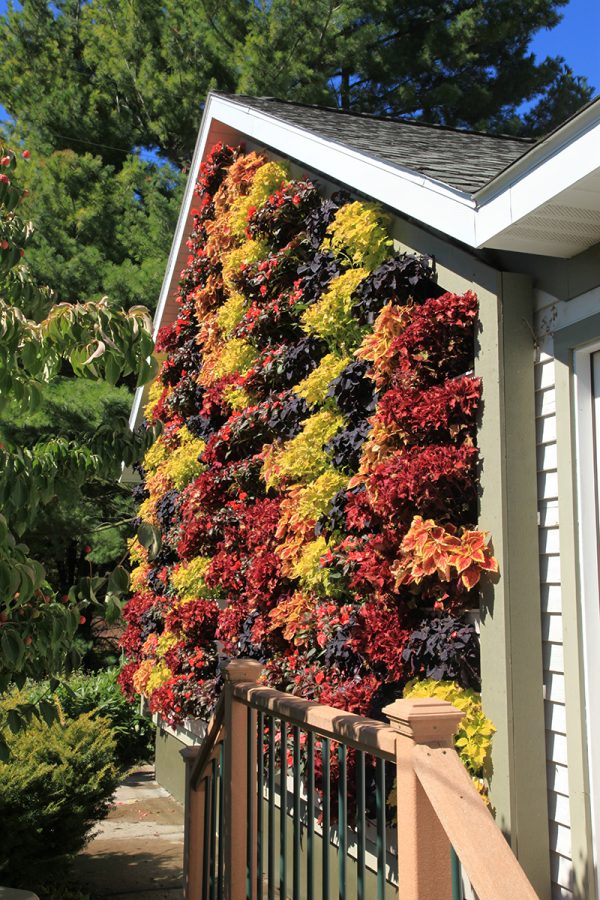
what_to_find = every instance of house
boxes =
[129,91,600,899]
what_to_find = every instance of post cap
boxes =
[180,746,201,762]
[222,658,264,684]
[382,697,464,744]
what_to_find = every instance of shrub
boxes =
[29,668,154,768]
[0,693,119,885]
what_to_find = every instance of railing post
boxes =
[222,658,264,900]
[181,746,204,900]
[383,697,464,900]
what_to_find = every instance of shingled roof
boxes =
[216,94,534,195]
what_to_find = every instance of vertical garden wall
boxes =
[119,143,497,787]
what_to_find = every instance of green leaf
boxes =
[137,521,161,561]
[1,628,24,668]
[0,734,9,762]
[7,708,22,733]
[105,354,121,386]
[38,699,58,726]
[108,565,129,595]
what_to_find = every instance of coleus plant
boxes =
[120,141,498,756]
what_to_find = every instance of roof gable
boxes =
[216,94,533,194]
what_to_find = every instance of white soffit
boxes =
[475,100,600,257]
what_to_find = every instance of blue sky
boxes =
[529,0,599,91]
[0,0,598,139]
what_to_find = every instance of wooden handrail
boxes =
[183,660,540,900]
[190,694,224,790]
[413,744,538,900]
[233,682,397,760]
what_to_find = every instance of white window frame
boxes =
[574,338,600,889]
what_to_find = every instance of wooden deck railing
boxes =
[182,659,538,900]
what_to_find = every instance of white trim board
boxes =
[574,339,600,898]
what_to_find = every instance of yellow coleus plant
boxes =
[213,338,257,380]
[216,292,246,337]
[302,269,368,352]
[222,239,269,288]
[223,383,251,411]
[229,160,289,238]
[321,201,392,271]
[294,353,350,406]
[386,679,495,815]
[128,536,147,566]
[130,563,150,593]
[144,377,168,420]
[156,630,178,658]
[276,470,348,574]
[162,426,205,490]
[262,409,344,488]
[145,659,173,694]
[291,536,336,594]
[171,556,212,602]
[213,151,266,216]
[143,434,170,474]
[403,678,495,777]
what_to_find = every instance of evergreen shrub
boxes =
[0,693,119,885]
[28,667,154,768]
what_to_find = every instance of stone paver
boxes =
[74,767,184,899]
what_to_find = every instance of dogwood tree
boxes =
[0,145,157,734]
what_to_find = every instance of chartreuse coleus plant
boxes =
[120,141,498,797]
[0,145,157,750]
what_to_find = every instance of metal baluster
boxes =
[375,758,386,900]
[268,716,275,900]
[356,751,366,900]
[451,847,462,900]
[322,738,330,900]
[246,707,253,900]
[338,744,347,900]
[293,725,301,900]
[203,774,211,899]
[307,731,315,900]
[210,757,218,900]
[256,711,264,900]
[280,720,287,899]
[218,744,224,900]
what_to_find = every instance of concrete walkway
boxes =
[74,767,184,899]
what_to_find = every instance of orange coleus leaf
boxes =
[460,565,481,590]
[480,553,499,574]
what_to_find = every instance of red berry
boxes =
[79,615,86,625]
[0,240,9,250]
[22,150,30,159]
[0,174,9,184]
[0,156,10,166]
[84,544,92,553]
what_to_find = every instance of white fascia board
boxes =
[475,106,600,248]
[209,95,477,245]
[129,102,218,431]
[151,105,216,343]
